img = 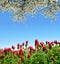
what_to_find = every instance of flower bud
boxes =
[28,53,31,58]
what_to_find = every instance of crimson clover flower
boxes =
[0,55,4,59]
[35,39,39,46]
[48,43,52,49]
[17,43,20,49]
[28,46,34,52]
[51,56,55,61]
[20,56,24,62]
[43,45,47,51]
[28,53,31,58]
[54,40,58,45]
[4,48,11,53]
[11,45,15,49]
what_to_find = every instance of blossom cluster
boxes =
[0,0,60,21]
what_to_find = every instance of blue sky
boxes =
[0,10,60,49]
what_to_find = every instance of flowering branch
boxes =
[0,0,60,22]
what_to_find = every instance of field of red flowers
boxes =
[0,39,60,64]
